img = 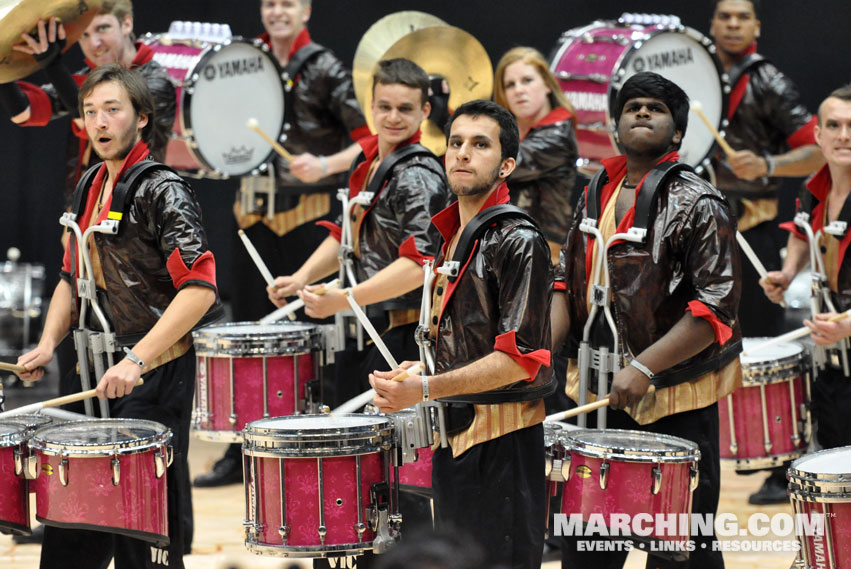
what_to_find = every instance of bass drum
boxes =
[550,14,728,177]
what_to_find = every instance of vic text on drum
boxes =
[551,72,742,568]
[16,65,220,569]
[371,100,554,569]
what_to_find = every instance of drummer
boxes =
[194,0,370,490]
[551,72,742,568]
[761,85,851,453]
[708,0,824,505]
[16,64,221,569]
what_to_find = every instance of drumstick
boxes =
[246,118,294,162]
[545,385,656,422]
[736,231,786,308]
[690,101,735,156]
[0,379,144,419]
[259,278,341,324]
[237,229,293,320]
[332,362,424,415]
[342,288,400,370]
[743,310,851,357]
[0,361,27,374]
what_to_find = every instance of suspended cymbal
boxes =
[353,11,448,113]
[0,0,104,83]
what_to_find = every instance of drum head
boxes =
[243,413,394,457]
[192,321,322,355]
[563,428,701,462]
[30,418,171,455]
[184,39,285,177]
[741,338,803,365]
[0,421,26,446]
[0,413,54,432]
[792,446,851,476]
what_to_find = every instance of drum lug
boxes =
[59,455,70,487]
[155,450,166,479]
[25,452,38,480]
[354,522,366,543]
[599,461,609,490]
[729,442,738,456]
[278,524,290,545]
[13,447,23,477]
[317,524,327,545]
[651,465,663,495]
[167,445,174,467]
[111,454,121,486]
[545,455,554,478]
[690,464,700,492]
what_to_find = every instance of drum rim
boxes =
[0,413,54,430]
[243,413,394,457]
[245,538,373,557]
[789,445,851,483]
[192,320,323,355]
[562,428,701,462]
[29,418,172,455]
[0,421,28,446]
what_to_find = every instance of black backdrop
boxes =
[1,1,849,300]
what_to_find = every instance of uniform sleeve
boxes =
[151,178,217,292]
[320,55,368,140]
[509,121,578,185]
[391,164,450,265]
[490,225,554,378]
[756,65,816,148]
[678,194,741,344]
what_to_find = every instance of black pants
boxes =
[812,365,851,449]
[560,404,723,569]
[433,424,546,569]
[738,222,784,337]
[41,350,195,569]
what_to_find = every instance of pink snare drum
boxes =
[242,414,397,558]
[192,322,324,442]
[550,14,727,177]
[0,422,29,534]
[143,32,285,178]
[788,447,851,569]
[544,422,567,537]
[29,419,173,545]
[719,339,811,470]
[560,429,700,560]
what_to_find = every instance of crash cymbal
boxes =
[0,0,104,83]
[353,11,447,113]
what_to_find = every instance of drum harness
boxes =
[62,161,176,418]
[576,163,691,428]
[793,195,851,376]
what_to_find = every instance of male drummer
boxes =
[551,72,741,568]
[370,99,554,569]
[16,64,220,569]
[194,0,370,489]
[761,85,851,455]
[708,0,824,505]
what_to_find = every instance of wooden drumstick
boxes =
[545,385,656,422]
[690,101,735,156]
[743,310,851,357]
[0,361,27,374]
[736,231,786,308]
[0,379,144,419]
[331,362,424,415]
[246,118,294,162]
[238,229,295,321]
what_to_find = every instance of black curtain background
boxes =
[1,0,848,301]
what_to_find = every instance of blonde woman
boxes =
[494,46,578,263]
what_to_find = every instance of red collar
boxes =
[258,27,312,60]
[532,106,572,129]
[85,41,153,70]
[804,164,851,271]
[732,41,758,61]
[81,140,150,226]
[806,164,832,203]
[348,131,422,198]
[432,182,511,247]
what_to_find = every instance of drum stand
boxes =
[794,212,851,377]
[576,217,649,428]
[60,211,121,419]
[238,165,277,221]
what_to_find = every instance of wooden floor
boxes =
[1,438,800,569]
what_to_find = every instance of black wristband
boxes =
[43,60,79,118]
[33,36,66,67]
[0,82,29,117]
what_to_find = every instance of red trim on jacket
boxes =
[787,116,817,149]
[62,141,151,275]
[17,83,52,126]
[317,220,342,242]
[493,330,551,381]
[686,300,733,345]
[553,281,567,292]
[167,249,217,289]
[350,124,372,142]
[522,106,573,139]
[582,151,680,282]
[84,41,154,70]
[258,28,312,63]
[397,235,430,266]
[727,41,758,120]
[349,131,423,201]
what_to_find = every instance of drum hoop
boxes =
[192,321,323,355]
[789,447,851,489]
[0,422,28,447]
[562,428,701,462]
[0,413,55,431]
[178,37,284,177]
[29,418,173,456]
[243,413,394,456]
[245,539,373,558]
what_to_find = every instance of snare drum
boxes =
[242,414,396,558]
[144,32,285,178]
[719,339,811,470]
[559,429,700,560]
[0,422,29,534]
[29,419,173,545]
[192,322,324,442]
[550,14,727,176]
[544,422,566,537]
[788,447,851,569]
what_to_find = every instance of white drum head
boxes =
[741,337,803,365]
[792,446,851,476]
[619,29,724,168]
[186,41,284,176]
